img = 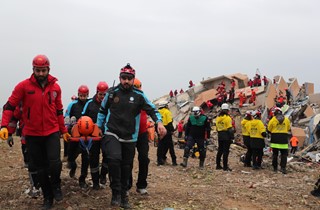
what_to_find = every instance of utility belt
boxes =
[105,131,135,143]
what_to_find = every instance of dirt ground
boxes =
[0,137,320,210]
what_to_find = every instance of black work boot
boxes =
[120,193,131,209]
[180,157,188,168]
[69,167,76,178]
[53,187,63,201]
[100,175,107,185]
[280,168,287,174]
[92,172,100,190]
[216,165,223,170]
[311,189,320,197]
[100,166,108,185]
[42,197,53,210]
[199,160,205,168]
[79,175,88,188]
[111,191,121,206]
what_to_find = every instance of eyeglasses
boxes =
[120,75,134,81]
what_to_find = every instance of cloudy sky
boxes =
[1,0,319,107]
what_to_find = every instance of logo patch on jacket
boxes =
[129,97,134,103]
[52,91,57,99]
[113,96,120,103]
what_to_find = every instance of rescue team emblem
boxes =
[114,96,120,103]
[52,91,57,99]
[129,97,134,103]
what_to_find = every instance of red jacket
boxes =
[1,74,67,136]
[139,110,148,135]
[178,122,184,132]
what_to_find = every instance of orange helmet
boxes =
[77,116,94,136]
[32,55,50,67]
[97,81,109,92]
[120,63,135,76]
[133,78,142,90]
[78,85,89,95]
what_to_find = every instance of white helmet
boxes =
[245,110,252,116]
[192,106,201,116]
[221,103,230,110]
[192,106,200,112]
[274,107,282,115]
[158,100,168,108]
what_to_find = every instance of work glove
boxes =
[62,132,71,142]
[7,136,14,147]
[0,127,9,140]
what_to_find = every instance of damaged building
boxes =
[153,73,320,163]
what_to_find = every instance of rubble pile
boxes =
[153,73,320,168]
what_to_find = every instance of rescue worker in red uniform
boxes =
[128,78,150,195]
[0,54,70,209]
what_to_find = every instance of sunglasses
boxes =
[98,93,106,96]
[120,75,134,81]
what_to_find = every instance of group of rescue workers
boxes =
[0,54,319,210]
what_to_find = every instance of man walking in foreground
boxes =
[97,63,166,209]
[0,55,70,209]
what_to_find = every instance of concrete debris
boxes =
[154,73,320,167]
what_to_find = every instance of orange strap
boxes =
[69,136,101,142]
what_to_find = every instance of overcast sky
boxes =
[1,0,319,107]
